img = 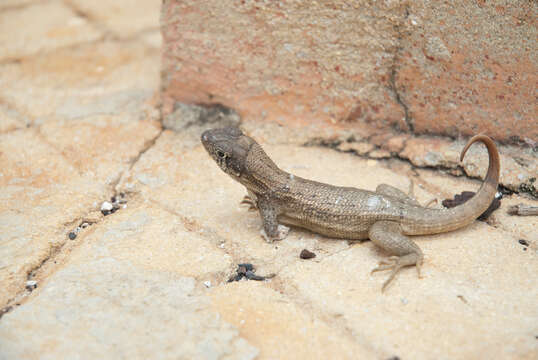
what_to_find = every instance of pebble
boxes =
[26,280,37,290]
[300,249,316,259]
[101,201,113,212]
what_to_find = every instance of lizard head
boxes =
[201,127,252,179]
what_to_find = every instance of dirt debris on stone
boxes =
[25,280,37,291]
[100,193,127,216]
[228,263,275,282]
[300,249,316,260]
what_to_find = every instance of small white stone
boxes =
[101,201,113,211]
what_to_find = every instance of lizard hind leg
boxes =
[368,221,424,291]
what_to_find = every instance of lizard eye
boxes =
[216,150,226,158]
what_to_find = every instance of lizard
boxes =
[201,127,500,290]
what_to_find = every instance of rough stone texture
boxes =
[0,40,160,124]
[161,0,537,143]
[67,0,161,38]
[210,282,375,359]
[0,1,102,61]
[0,129,105,307]
[0,0,162,312]
[278,225,537,359]
[0,245,255,359]
[2,1,538,359]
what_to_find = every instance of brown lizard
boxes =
[201,128,500,290]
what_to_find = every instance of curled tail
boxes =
[402,134,500,235]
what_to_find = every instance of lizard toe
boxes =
[373,253,423,292]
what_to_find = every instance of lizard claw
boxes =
[371,254,423,292]
[240,195,258,211]
[370,256,399,274]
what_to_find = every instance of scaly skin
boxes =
[201,128,500,291]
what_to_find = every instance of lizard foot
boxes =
[240,195,258,212]
[260,225,290,243]
[371,253,423,292]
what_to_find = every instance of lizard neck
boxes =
[240,142,288,195]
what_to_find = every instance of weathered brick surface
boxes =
[161,0,537,143]
[161,0,407,130]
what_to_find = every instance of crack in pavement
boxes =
[303,136,514,190]
[388,5,414,134]
[0,126,164,321]
[389,64,413,133]
[128,129,164,171]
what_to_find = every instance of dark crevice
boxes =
[0,242,63,320]
[303,137,523,196]
[387,4,414,133]
[0,190,134,320]
[389,65,413,133]
[163,102,241,132]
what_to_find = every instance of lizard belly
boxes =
[278,211,374,239]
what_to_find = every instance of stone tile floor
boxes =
[0,1,536,359]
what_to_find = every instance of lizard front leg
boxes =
[257,196,289,243]
[368,221,424,291]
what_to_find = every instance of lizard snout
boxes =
[200,130,212,144]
